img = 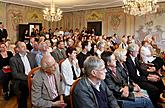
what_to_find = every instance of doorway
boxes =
[87,21,102,36]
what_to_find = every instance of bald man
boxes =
[32,55,67,108]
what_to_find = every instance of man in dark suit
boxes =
[0,22,8,42]
[125,43,164,108]
[10,42,37,108]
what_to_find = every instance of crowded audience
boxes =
[0,26,165,108]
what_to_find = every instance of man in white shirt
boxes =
[10,42,37,108]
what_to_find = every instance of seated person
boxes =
[32,55,67,108]
[140,40,165,71]
[101,50,154,108]
[126,43,165,108]
[51,40,67,63]
[61,47,81,96]
[35,42,49,66]
[73,56,120,108]
[0,42,13,100]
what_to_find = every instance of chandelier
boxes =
[122,0,159,16]
[43,0,62,22]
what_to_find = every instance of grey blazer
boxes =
[73,77,120,108]
[31,64,63,108]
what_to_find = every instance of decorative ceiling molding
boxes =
[1,0,165,12]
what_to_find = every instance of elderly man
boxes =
[126,43,165,108]
[32,55,67,108]
[73,56,119,108]
[10,42,37,108]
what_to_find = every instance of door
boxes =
[18,24,29,41]
[87,21,102,36]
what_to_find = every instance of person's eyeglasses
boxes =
[95,68,106,72]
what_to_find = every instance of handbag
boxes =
[2,66,12,73]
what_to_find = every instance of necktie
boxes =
[71,65,77,80]
[111,67,116,76]
[134,58,140,76]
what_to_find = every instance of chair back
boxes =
[28,66,41,108]
[58,59,65,81]
[70,78,81,108]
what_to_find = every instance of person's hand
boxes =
[133,83,141,92]
[147,74,160,82]
[120,86,129,98]
[52,100,67,107]
[134,92,144,97]
[147,66,156,72]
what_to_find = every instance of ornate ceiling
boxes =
[1,0,165,12]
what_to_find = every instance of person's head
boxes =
[45,40,51,47]
[142,40,150,47]
[57,40,65,49]
[101,51,116,68]
[84,56,106,80]
[16,42,27,55]
[90,43,97,53]
[38,42,48,53]
[114,48,127,62]
[122,35,128,43]
[81,41,91,51]
[32,41,39,50]
[97,41,105,51]
[30,37,35,43]
[128,43,139,57]
[38,36,45,43]
[66,47,77,59]
[67,38,74,47]
[41,55,58,74]
[0,42,7,52]
[0,22,2,28]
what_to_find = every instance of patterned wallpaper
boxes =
[0,2,45,42]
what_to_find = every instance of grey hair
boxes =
[97,41,104,49]
[41,54,54,70]
[84,56,104,77]
[114,48,127,60]
[38,42,47,49]
[15,41,24,48]
[128,43,139,52]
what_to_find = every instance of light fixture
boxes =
[43,0,62,22]
[122,0,159,16]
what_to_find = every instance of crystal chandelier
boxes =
[43,0,62,22]
[122,0,159,16]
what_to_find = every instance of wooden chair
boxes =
[28,66,41,108]
[70,78,81,108]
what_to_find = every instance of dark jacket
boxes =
[125,55,148,83]
[9,52,37,94]
[104,67,134,100]
[73,77,119,108]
